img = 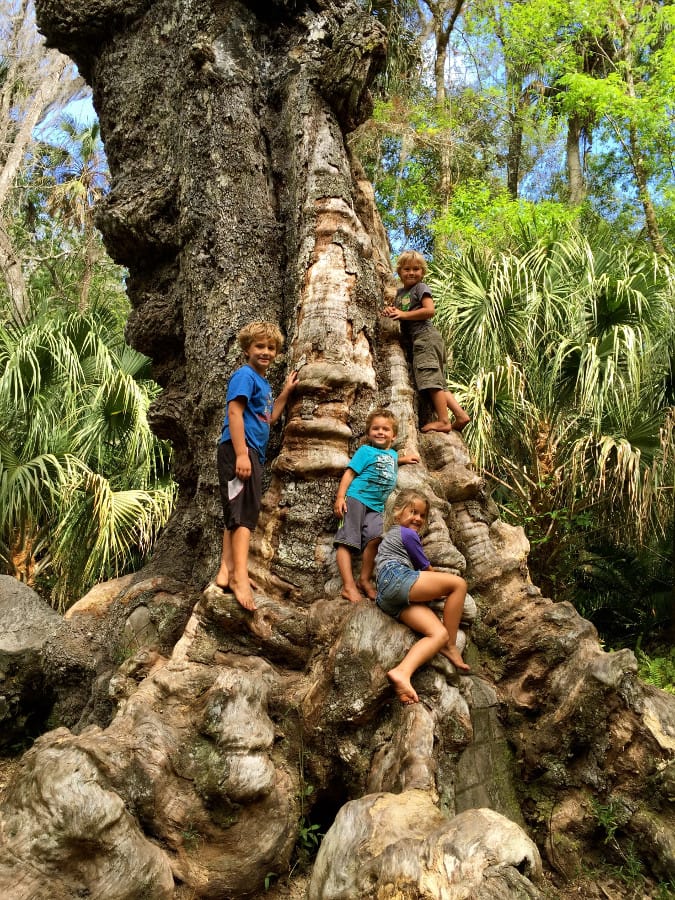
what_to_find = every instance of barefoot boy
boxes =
[215,321,297,610]
[334,408,419,603]
[382,250,470,433]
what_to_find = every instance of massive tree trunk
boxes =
[35,0,393,601]
[1,1,670,897]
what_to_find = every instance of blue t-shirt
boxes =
[346,444,398,513]
[219,364,273,463]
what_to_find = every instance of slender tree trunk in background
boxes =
[628,122,665,255]
[424,0,465,207]
[615,9,665,255]
[566,113,586,205]
[78,221,97,310]
[505,79,524,200]
[0,52,69,209]
[0,44,68,324]
[0,220,28,323]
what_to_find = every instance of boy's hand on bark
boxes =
[382,305,401,319]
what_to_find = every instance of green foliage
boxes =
[297,816,322,853]
[351,89,502,252]
[290,721,324,873]
[356,0,675,253]
[431,228,674,647]
[0,92,175,610]
[180,822,202,853]
[431,184,582,254]
[591,798,649,889]
[636,647,675,695]
[0,305,176,608]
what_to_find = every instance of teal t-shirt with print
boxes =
[346,444,398,513]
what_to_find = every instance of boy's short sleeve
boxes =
[226,367,255,403]
[347,445,371,474]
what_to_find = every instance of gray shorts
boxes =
[375,560,420,619]
[334,497,383,552]
[412,327,446,392]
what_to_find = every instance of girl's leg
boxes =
[387,604,449,704]
[409,571,470,671]
[357,538,380,599]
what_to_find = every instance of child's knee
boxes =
[433,625,449,648]
[453,576,468,595]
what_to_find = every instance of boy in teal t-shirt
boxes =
[334,408,419,603]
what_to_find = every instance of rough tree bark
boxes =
[1,1,669,897]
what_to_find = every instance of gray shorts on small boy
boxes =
[334,497,383,552]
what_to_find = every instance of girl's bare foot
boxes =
[341,586,365,604]
[387,669,419,704]
[421,420,453,433]
[452,415,471,432]
[440,644,471,672]
[357,579,377,600]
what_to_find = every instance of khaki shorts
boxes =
[412,327,446,392]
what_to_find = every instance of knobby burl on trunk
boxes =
[23,0,675,896]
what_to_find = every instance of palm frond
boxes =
[51,471,176,608]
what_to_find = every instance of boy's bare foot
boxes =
[421,420,453,433]
[387,669,419,704]
[341,585,365,604]
[357,579,377,600]
[452,415,471,432]
[229,575,257,611]
[440,644,471,672]
[215,575,259,592]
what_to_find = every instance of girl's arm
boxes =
[401,526,431,570]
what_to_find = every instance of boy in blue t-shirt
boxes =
[214,321,297,610]
[334,408,419,603]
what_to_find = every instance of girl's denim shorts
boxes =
[376,560,420,619]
